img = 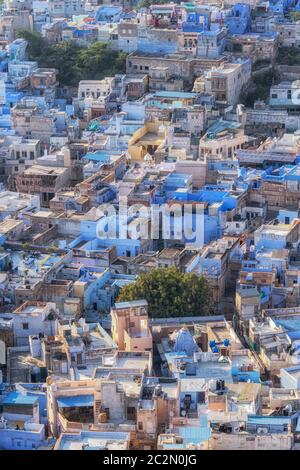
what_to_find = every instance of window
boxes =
[22,323,29,330]
[127,406,136,420]
[138,422,143,430]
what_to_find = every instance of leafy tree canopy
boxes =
[117,266,213,318]
[276,46,300,66]
[17,30,127,87]
[17,30,47,59]
[240,69,275,107]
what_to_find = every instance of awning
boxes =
[57,394,94,408]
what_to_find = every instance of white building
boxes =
[280,366,300,390]
[10,302,58,347]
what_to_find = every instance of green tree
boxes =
[39,41,83,86]
[276,46,300,65]
[17,30,46,59]
[117,266,213,318]
[240,70,275,107]
[16,35,128,86]
[290,11,300,22]
[77,42,124,80]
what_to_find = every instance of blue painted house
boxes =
[225,4,251,35]
[94,6,123,23]
[0,390,49,450]
[172,185,239,243]
[183,11,210,33]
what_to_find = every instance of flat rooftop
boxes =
[116,355,149,371]
[0,219,22,233]
[180,377,206,392]
[255,223,294,237]
[56,431,130,450]
[114,299,148,309]
[155,91,197,99]
[22,165,67,176]
[3,391,39,406]
[227,382,261,402]
[282,366,300,379]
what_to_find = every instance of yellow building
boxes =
[128,122,167,161]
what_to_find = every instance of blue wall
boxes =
[226,4,251,35]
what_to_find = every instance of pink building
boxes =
[111,300,153,353]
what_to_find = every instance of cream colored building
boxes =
[208,430,293,450]
[202,61,251,106]
[199,123,248,161]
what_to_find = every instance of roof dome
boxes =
[144,153,152,162]
[173,327,197,356]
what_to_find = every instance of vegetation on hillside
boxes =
[276,46,300,66]
[17,30,127,87]
[289,11,300,22]
[239,44,300,107]
[240,70,275,107]
[117,266,213,318]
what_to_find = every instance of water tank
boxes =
[61,361,68,374]
[29,335,41,359]
[58,239,67,249]
[98,412,107,423]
